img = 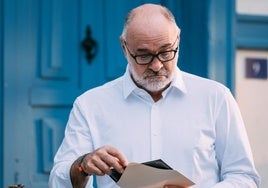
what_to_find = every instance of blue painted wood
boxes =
[2,0,80,187]
[0,0,3,186]
[178,0,208,78]
[30,86,79,107]
[39,0,78,79]
[38,118,66,173]
[236,15,268,49]
[3,0,27,186]
[207,0,236,92]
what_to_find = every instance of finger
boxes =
[82,151,112,176]
[93,156,114,175]
[105,146,128,167]
[102,146,128,173]
[99,152,124,174]
[83,146,128,175]
[82,154,107,176]
[87,146,124,175]
[83,161,105,176]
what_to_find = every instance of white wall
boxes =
[236,1,268,187]
[236,0,268,16]
[235,50,268,187]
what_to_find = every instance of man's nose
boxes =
[149,57,163,72]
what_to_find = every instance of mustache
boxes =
[143,69,169,78]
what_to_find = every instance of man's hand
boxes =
[81,145,128,176]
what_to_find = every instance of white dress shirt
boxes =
[49,67,260,188]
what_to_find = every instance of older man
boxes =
[49,3,260,188]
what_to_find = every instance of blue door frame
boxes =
[236,14,268,49]
[207,0,236,92]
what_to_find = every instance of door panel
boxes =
[3,0,173,187]
[40,0,78,80]
[28,0,80,187]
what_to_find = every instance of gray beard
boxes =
[129,65,173,92]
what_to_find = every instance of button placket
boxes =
[150,103,162,159]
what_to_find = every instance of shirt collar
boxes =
[169,67,187,94]
[123,65,137,99]
[123,65,187,99]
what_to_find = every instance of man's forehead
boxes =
[126,22,177,42]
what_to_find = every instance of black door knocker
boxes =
[81,25,98,63]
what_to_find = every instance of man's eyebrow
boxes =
[136,48,151,53]
[161,43,173,48]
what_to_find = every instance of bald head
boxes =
[121,4,180,39]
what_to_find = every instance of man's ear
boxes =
[119,36,127,56]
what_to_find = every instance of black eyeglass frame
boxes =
[124,36,179,65]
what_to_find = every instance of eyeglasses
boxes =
[124,36,179,65]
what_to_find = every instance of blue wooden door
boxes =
[2,0,161,187]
